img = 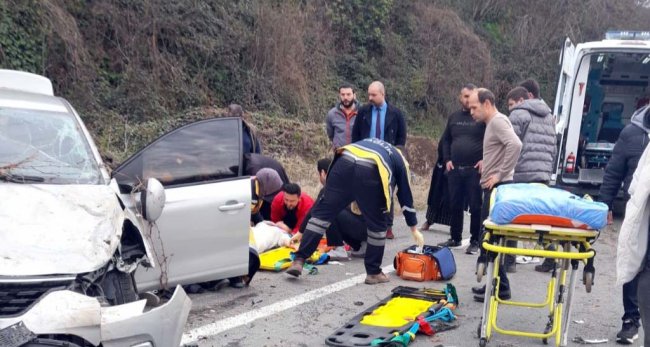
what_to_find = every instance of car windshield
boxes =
[0,107,103,184]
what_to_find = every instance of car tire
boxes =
[22,338,83,347]
[102,270,138,305]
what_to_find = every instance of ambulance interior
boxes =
[570,52,650,184]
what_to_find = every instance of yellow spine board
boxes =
[360,297,434,328]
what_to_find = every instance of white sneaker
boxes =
[351,242,367,258]
[327,246,349,260]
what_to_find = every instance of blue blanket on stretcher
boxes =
[490,183,608,230]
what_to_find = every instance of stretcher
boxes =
[476,220,598,347]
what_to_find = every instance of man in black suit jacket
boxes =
[351,81,407,147]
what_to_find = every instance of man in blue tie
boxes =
[352,81,408,239]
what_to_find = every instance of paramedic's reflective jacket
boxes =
[335,138,417,227]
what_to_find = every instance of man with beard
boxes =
[351,81,408,239]
[326,84,359,150]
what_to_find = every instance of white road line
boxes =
[181,264,395,344]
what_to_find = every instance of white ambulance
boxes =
[552,31,650,196]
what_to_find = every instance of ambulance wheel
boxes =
[476,262,486,283]
[584,271,593,293]
[479,338,487,347]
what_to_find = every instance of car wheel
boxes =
[102,270,138,305]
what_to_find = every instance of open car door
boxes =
[552,37,576,181]
[113,117,251,291]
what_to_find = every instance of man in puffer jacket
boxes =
[507,86,557,184]
[603,105,650,344]
[503,85,556,273]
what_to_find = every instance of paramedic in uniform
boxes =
[286,138,424,284]
[467,88,522,302]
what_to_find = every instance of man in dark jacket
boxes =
[286,139,424,284]
[598,105,650,344]
[351,81,407,147]
[430,84,485,256]
[351,81,408,239]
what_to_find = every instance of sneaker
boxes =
[386,228,395,239]
[351,242,367,258]
[616,319,639,344]
[473,288,511,302]
[286,258,305,278]
[365,272,390,285]
[534,258,555,273]
[438,239,462,248]
[327,246,349,260]
[466,241,480,255]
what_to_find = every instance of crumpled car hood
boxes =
[0,184,124,276]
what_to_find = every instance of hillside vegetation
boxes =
[2,0,649,164]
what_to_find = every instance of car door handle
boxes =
[218,202,246,212]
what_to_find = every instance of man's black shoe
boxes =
[471,285,485,295]
[438,239,462,248]
[616,319,639,344]
[535,258,555,273]
[473,288,511,302]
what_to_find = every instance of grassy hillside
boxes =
[2,0,650,209]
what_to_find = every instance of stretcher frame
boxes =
[477,220,598,347]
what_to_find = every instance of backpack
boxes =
[394,245,456,281]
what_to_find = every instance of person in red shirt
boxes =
[271,183,314,234]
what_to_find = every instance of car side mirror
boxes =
[141,178,165,222]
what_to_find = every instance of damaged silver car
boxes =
[0,70,191,347]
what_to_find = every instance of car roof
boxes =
[0,88,70,113]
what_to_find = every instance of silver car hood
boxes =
[0,183,124,276]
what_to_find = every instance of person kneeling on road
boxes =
[286,138,424,284]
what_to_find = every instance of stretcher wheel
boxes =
[476,262,486,283]
[479,338,488,347]
[584,271,593,293]
[542,319,553,344]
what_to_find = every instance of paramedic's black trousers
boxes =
[295,156,387,275]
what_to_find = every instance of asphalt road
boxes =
[181,213,644,347]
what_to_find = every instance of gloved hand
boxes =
[410,226,424,249]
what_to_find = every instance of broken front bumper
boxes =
[0,285,190,347]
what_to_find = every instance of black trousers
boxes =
[638,266,650,346]
[296,156,388,275]
[622,271,641,322]
[327,208,367,250]
[447,167,482,243]
[480,183,511,290]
